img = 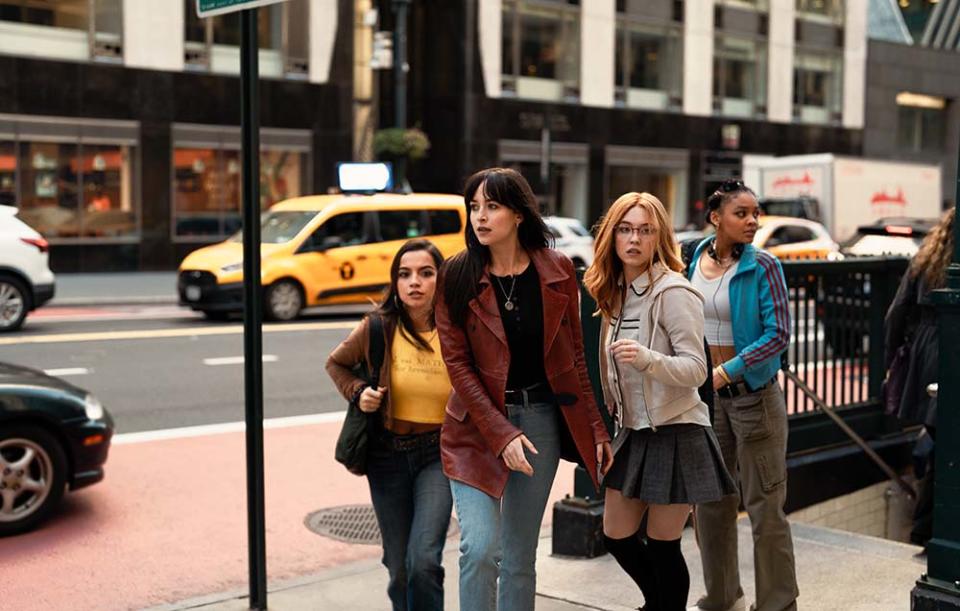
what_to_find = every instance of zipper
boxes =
[612,282,657,432]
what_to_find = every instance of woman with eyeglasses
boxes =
[436,167,613,611]
[687,180,797,611]
[584,192,735,611]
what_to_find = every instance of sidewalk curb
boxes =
[50,296,178,307]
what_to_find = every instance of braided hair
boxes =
[704,179,758,261]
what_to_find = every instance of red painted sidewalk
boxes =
[1,420,574,611]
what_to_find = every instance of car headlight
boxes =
[220,261,243,273]
[84,394,104,420]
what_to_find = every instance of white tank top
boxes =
[690,258,737,346]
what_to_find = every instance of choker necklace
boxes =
[707,242,743,265]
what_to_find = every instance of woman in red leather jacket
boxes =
[435,167,613,611]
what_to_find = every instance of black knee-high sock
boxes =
[646,537,689,611]
[603,532,659,610]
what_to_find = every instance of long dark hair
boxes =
[441,167,551,328]
[374,239,444,351]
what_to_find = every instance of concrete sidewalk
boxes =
[51,272,178,306]
[153,518,923,611]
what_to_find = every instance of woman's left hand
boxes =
[610,339,644,366]
[712,368,728,390]
[596,441,614,477]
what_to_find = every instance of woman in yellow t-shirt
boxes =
[326,238,452,611]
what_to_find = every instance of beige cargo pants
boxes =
[694,383,799,611]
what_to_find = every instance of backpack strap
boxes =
[367,314,386,387]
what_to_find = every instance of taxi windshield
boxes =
[229,211,317,244]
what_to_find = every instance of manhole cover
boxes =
[305,504,459,545]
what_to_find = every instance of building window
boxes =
[615,17,682,111]
[0,115,138,241]
[502,0,581,102]
[793,50,842,124]
[896,93,946,154]
[0,0,122,62]
[172,125,311,241]
[184,0,308,78]
[796,0,843,22]
[713,35,767,118]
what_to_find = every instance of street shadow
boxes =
[3,493,103,559]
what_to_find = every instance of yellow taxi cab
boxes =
[177,192,466,321]
[754,215,840,261]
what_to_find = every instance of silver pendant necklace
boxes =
[494,273,518,311]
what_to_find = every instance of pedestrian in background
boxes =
[687,180,798,611]
[436,167,613,611]
[885,207,954,548]
[326,239,452,611]
[584,192,735,611]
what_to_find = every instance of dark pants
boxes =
[367,431,453,611]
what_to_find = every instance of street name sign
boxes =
[197,0,288,19]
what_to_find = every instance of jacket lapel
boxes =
[533,250,571,357]
[470,279,509,348]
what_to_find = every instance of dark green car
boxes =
[0,362,113,536]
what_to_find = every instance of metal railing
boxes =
[779,256,909,416]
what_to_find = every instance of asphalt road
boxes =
[7,306,365,434]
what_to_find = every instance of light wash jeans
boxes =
[450,400,561,611]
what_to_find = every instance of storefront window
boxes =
[713,35,767,118]
[173,144,309,240]
[502,0,580,101]
[0,141,14,207]
[615,19,682,110]
[17,142,80,237]
[897,94,946,154]
[793,51,842,124]
[0,0,87,29]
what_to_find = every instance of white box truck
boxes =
[742,154,942,242]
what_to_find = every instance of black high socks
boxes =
[603,532,659,610]
[646,536,690,611]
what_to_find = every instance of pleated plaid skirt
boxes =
[603,423,737,505]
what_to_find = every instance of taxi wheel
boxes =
[265,280,303,321]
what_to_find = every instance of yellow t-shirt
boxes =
[390,326,451,424]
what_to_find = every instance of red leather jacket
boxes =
[436,247,610,498]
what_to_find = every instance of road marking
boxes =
[203,355,279,366]
[0,320,359,346]
[112,411,347,444]
[42,367,91,377]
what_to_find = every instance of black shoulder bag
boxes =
[334,314,386,476]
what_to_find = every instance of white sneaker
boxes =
[688,594,747,611]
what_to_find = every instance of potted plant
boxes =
[373,127,430,193]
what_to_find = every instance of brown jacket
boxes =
[325,315,402,431]
[435,247,610,498]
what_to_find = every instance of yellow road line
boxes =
[1,320,359,346]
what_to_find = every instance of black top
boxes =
[490,262,548,390]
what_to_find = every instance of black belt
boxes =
[504,385,555,406]
[379,429,440,452]
[716,377,775,399]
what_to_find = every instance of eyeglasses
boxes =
[615,224,657,238]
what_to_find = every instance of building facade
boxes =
[0,0,353,272]
[386,0,866,228]
[865,0,959,209]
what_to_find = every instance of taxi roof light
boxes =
[337,162,393,194]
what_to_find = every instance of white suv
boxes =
[0,206,55,331]
[544,216,595,269]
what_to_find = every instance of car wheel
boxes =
[0,425,67,537]
[265,280,303,321]
[202,310,231,322]
[0,276,29,332]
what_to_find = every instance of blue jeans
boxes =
[367,431,452,611]
[451,400,562,611]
